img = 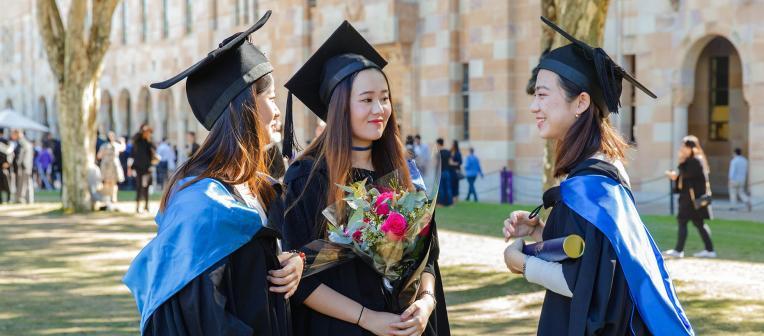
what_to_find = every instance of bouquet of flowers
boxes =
[302,164,439,312]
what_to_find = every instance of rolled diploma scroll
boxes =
[522,234,585,262]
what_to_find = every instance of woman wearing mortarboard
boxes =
[124,11,303,335]
[279,22,451,336]
[501,17,694,335]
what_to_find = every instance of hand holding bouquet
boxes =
[302,167,439,312]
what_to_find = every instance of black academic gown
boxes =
[145,182,291,336]
[282,158,451,336]
[537,159,651,336]
[674,156,711,220]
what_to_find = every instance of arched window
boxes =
[210,0,218,30]
[162,0,169,39]
[243,0,250,24]
[185,0,193,34]
[120,1,127,44]
[140,0,148,42]
[234,0,240,25]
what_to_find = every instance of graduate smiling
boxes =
[502,17,694,336]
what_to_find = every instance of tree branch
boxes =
[36,0,65,82]
[86,0,120,77]
[64,0,88,84]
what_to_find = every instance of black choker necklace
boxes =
[351,145,372,151]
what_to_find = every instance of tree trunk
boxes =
[36,0,120,213]
[536,0,611,193]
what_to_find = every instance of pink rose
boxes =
[352,230,363,242]
[374,192,394,216]
[380,212,407,241]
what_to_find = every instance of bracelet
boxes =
[356,306,365,325]
[288,250,306,265]
[522,255,529,278]
[417,290,437,305]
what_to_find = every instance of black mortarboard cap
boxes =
[150,11,274,130]
[281,21,387,158]
[538,16,656,115]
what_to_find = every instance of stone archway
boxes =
[157,90,175,142]
[136,87,152,135]
[38,96,49,126]
[99,90,115,134]
[682,36,748,196]
[118,89,132,137]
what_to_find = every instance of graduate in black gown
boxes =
[279,21,450,336]
[124,12,303,335]
[501,17,694,335]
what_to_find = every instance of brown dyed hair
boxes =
[159,74,275,210]
[290,69,413,236]
[553,75,629,177]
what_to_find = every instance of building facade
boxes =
[0,0,761,204]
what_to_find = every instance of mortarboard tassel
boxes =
[281,92,297,159]
[592,48,624,114]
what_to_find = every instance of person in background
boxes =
[130,124,156,213]
[464,147,483,202]
[413,134,430,176]
[436,138,453,207]
[185,131,200,161]
[35,142,53,190]
[97,131,126,211]
[449,140,463,203]
[405,135,417,160]
[156,138,176,190]
[0,129,13,203]
[11,129,34,204]
[728,147,751,211]
[45,133,62,189]
[664,135,716,258]
[120,136,134,190]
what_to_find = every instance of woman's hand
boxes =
[359,309,405,336]
[268,252,304,299]
[390,296,436,336]
[504,239,526,274]
[665,170,678,181]
[503,210,542,242]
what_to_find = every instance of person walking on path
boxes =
[664,135,716,259]
[464,147,483,202]
[728,147,751,211]
[130,124,156,213]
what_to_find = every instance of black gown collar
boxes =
[539,158,628,210]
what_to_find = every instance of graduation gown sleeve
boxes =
[145,229,291,336]
[537,197,650,336]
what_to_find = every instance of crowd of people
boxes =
[88,126,201,212]
[0,129,61,204]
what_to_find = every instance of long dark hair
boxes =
[553,76,629,177]
[159,74,275,210]
[289,69,412,236]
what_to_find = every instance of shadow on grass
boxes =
[681,292,764,335]
[441,265,544,335]
[441,265,542,306]
[0,209,154,335]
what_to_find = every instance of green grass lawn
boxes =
[437,202,764,335]
[34,189,162,203]
[1,202,763,335]
[436,201,764,263]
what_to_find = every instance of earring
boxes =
[575,113,580,118]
